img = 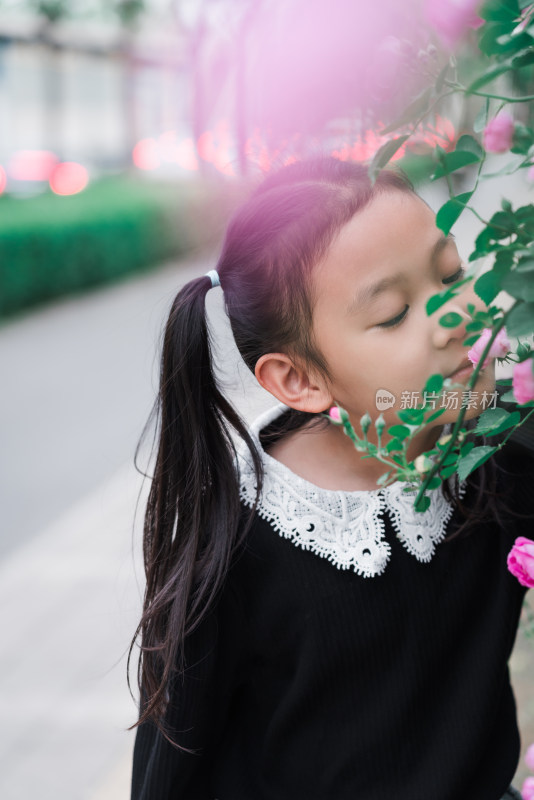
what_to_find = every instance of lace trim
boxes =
[237,404,468,578]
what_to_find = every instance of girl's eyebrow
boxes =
[347,232,456,315]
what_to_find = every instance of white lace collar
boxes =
[237,404,468,578]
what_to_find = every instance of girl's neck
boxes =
[265,417,442,492]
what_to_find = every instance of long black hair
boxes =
[126,154,532,747]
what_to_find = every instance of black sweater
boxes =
[130,437,533,800]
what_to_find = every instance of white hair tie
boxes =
[205,269,221,289]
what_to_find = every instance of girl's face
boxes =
[311,189,496,431]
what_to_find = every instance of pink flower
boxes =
[523,776,534,800]
[483,112,515,153]
[517,5,534,32]
[423,0,484,51]
[328,406,342,423]
[513,358,534,405]
[467,327,511,369]
[527,165,534,183]
[507,537,534,589]
[526,742,534,771]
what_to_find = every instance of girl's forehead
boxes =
[320,191,438,273]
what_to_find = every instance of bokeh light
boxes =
[49,162,89,196]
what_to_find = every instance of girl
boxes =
[128,155,533,800]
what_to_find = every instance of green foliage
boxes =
[506,302,534,336]
[473,407,521,436]
[436,192,474,236]
[457,445,497,480]
[0,177,219,321]
[439,311,465,327]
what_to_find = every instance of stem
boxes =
[414,312,513,505]
[444,79,534,103]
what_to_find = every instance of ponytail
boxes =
[126,273,262,748]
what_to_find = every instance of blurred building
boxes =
[0,8,190,178]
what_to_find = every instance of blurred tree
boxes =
[30,0,69,158]
[113,0,146,167]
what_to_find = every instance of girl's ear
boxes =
[254,353,333,412]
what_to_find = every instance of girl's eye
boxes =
[377,305,409,329]
[442,265,466,285]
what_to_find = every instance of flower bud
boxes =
[375,413,386,436]
[437,433,452,447]
[360,412,372,435]
[414,454,433,475]
[328,406,342,424]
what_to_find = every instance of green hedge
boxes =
[0,175,231,321]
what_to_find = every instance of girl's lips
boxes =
[447,363,476,382]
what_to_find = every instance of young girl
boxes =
[128,155,533,800]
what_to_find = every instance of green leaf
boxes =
[426,476,443,490]
[506,302,534,337]
[474,99,490,133]
[398,408,425,425]
[414,494,431,513]
[511,123,534,155]
[463,333,483,346]
[377,471,392,485]
[439,311,465,327]
[465,319,486,331]
[512,50,534,68]
[473,407,520,436]
[455,134,485,159]
[435,192,474,236]
[423,373,444,394]
[441,452,460,467]
[385,437,404,452]
[387,425,411,440]
[474,269,506,305]
[517,258,534,273]
[425,407,447,424]
[460,440,475,458]
[500,270,534,301]
[426,288,458,316]
[479,0,520,23]
[440,463,459,479]
[430,151,481,180]
[457,445,498,481]
[368,135,411,185]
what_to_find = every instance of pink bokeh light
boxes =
[49,162,89,195]
[8,150,58,181]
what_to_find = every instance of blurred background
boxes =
[0,1,533,798]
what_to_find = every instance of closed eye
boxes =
[377,305,409,329]
[442,265,466,285]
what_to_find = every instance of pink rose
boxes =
[328,406,342,423]
[423,0,484,50]
[526,742,534,771]
[483,112,515,153]
[467,327,511,369]
[507,537,534,589]
[523,776,534,800]
[513,358,534,405]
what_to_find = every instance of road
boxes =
[0,161,532,798]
